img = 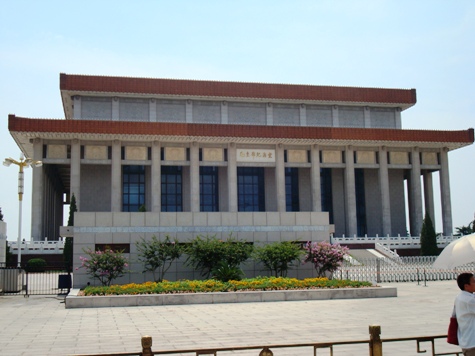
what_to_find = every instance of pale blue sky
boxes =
[1,1,474,240]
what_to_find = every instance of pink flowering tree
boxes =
[77,248,129,286]
[303,241,349,278]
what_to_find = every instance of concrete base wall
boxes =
[65,285,397,309]
[72,211,331,288]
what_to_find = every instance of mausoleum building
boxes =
[7,74,473,285]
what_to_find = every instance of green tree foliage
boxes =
[253,241,303,277]
[420,212,439,256]
[185,234,253,279]
[138,204,146,212]
[5,241,12,265]
[455,219,475,236]
[211,261,244,282]
[63,237,73,272]
[67,194,77,226]
[136,235,182,282]
[63,193,77,272]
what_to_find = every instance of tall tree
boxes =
[67,194,77,226]
[420,212,439,256]
[64,194,77,272]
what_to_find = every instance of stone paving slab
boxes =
[0,281,464,355]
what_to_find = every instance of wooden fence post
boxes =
[141,335,153,356]
[369,325,382,356]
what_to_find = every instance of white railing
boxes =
[335,256,473,283]
[332,234,459,249]
[8,239,65,254]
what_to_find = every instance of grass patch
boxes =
[82,277,373,296]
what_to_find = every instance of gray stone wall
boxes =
[72,212,331,288]
[192,101,221,124]
[363,169,382,236]
[273,104,300,126]
[119,98,149,121]
[81,97,112,120]
[371,108,396,128]
[156,99,186,122]
[228,102,266,125]
[389,170,408,236]
[80,165,112,212]
[306,105,333,127]
[331,169,346,236]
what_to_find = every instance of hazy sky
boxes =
[1,1,474,241]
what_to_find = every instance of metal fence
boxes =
[0,265,72,296]
[335,256,474,283]
[70,328,461,356]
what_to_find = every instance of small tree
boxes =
[76,247,128,286]
[185,234,253,279]
[136,235,182,282]
[420,212,439,256]
[0,207,4,221]
[303,241,349,278]
[67,193,77,226]
[63,193,77,272]
[254,241,303,277]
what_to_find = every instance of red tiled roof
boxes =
[9,115,473,145]
[60,73,417,105]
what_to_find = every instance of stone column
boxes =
[409,148,423,236]
[186,100,193,123]
[112,97,119,121]
[423,171,435,229]
[149,99,156,122]
[111,140,122,212]
[275,144,286,212]
[221,101,228,124]
[332,105,339,127]
[190,142,200,212]
[439,148,453,235]
[151,141,161,212]
[266,103,273,125]
[227,143,237,212]
[364,106,371,128]
[31,138,44,241]
[310,144,321,212]
[379,147,391,236]
[299,104,307,126]
[345,146,357,237]
[70,139,81,211]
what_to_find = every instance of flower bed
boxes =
[82,277,373,296]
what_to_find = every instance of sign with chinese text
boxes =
[237,149,275,162]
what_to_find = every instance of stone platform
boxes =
[65,285,397,308]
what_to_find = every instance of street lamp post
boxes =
[3,153,42,267]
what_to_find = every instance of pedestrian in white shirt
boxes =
[455,273,475,355]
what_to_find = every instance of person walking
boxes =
[455,273,475,355]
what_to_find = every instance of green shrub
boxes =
[254,241,303,277]
[82,276,373,296]
[136,235,182,282]
[211,262,244,282]
[185,234,253,279]
[26,258,47,272]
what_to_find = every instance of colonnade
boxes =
[29,139,453,240]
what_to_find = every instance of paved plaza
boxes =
[0,280,463,355]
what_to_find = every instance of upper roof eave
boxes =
[59,73,417,119]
